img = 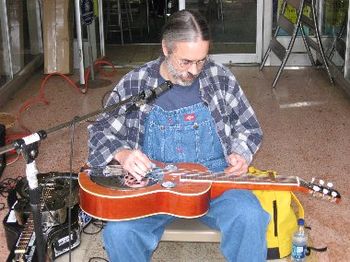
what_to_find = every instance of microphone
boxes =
[135,80,173,107]
[136,81,173,107]
[149,80,173,98]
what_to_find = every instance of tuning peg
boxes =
[319,179,325,186]
[327,182,333,188]
[331,191,339,198]
[322,188,330,195]
[312,185,321,192]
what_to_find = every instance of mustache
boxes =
[184,72,198,79]
[164,57,199,85]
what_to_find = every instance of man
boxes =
[88,10,269,262]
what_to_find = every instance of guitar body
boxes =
[79,162,341,221]
[79,163,212,221]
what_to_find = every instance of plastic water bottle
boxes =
[291,218,308,261]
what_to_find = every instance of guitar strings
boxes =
[154,166,301,185]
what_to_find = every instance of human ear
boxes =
[162,40,169,57]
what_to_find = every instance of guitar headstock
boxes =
[301,178,341,203]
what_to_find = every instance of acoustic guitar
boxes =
[78,163,341,221]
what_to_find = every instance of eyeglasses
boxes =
[172,55,208,69]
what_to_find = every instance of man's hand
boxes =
[224,153,248,176]
[114,149,153,181]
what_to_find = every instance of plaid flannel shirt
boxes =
[87,57,263,167]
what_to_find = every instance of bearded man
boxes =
[87,10,269,262]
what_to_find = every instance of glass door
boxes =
[320,0,349,79]
[0,0,43,107]
[182,0,263,64]
[104,0,265,65]
[0,0,42,93]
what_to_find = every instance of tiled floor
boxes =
[0,63,349,262]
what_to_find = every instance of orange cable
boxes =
[16,73,83,133]
[16,60,116,132]
[94,59,117,77]
[82,58,117,93]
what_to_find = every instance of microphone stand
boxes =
[0,80,172,262]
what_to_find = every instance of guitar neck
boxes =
[180,172,301,187]
[179,171,306,192]
[177,168,341,203]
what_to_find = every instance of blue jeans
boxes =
[103,103,269,261]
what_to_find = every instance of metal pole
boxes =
[27,0,43,55]
[0,0,14,79]
[261,0,273,65]
[74,0,85,85]
[24,159,46,262]
[256,0,264,62]
[98,0,105,57]
[344,2,350,81]
[179,0,185,10]
[87,26,95,80]
[317,0,325,33]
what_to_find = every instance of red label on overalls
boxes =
[184,113,195,121]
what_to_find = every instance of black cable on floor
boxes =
[88,257,109,262]
[0,176,23,210]
[83,219,105,235]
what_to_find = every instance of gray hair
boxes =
[161,10,210,53]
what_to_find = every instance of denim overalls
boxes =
[143,103,227,172]
[103,103,270,262]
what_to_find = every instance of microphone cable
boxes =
[67,116,80,262]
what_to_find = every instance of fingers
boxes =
[125,150,153,180]
[225,153,248,176]
[128,160,149,181]
[224,163,248,176]
[114,149,153,181]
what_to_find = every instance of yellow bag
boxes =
[249,167,305,259]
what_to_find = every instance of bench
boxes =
[161,218,220,242]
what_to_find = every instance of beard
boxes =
[165,57,199,86]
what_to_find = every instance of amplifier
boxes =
[46,205,82,260]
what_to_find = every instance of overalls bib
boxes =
[143,102,227,172]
